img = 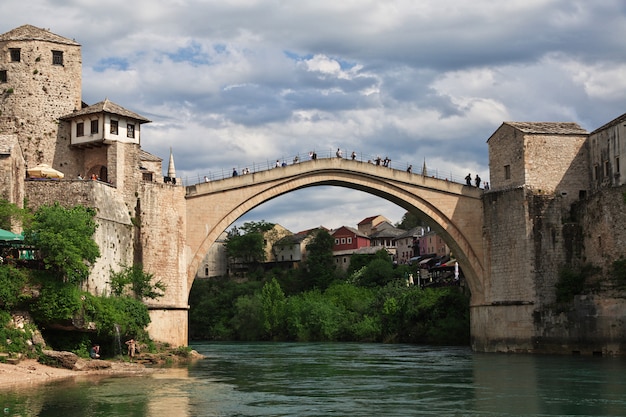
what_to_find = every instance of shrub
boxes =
[555,266,585,303]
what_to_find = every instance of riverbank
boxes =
[0,358,155,390]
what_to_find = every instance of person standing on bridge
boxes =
[475,174,481,188]
[336,148,343,158]
[232,168,238,177]
[465,173,472,186]
[351,151,356,160]
[407,165,412,174]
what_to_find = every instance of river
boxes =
[1,342,626,416]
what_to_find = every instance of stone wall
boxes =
[25,179,134,295]
[524,134,589,208]
[0,134,25,209]
[134,181,188,346]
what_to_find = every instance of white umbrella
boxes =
[27,164,65,179]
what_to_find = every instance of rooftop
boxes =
[0,24,80,46]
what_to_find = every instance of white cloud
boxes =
[2,0,625,233]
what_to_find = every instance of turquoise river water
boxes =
[1,342,626,416]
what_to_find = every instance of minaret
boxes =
[167,147,176,183]
[422,158,428,177]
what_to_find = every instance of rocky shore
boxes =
[0,349,204,390]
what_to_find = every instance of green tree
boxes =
[110,264,166,300]
[395,211,426,230]
[261,278,286,339]
[225,221,275,265]
[0,199,30,231]
[24,203,100,284]
[303,229,336,290]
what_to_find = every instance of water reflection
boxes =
[1,343,626,416]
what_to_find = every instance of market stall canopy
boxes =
[0,229,23,241]
[27,163,65,179]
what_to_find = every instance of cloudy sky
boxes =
[3,1,625,233]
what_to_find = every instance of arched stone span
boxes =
[185,158,486,303]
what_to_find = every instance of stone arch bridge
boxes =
[184,158,487,305]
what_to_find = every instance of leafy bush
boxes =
[612,259,626,287]
[0,265,28,309]
[24,203,100,284]
[110,264,166,300]
[31,280,82,324]
[555,266,586,303]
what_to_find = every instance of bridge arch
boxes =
[185,158,486,303]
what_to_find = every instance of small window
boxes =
[341,238,346,244]
[594,164,599,181]
[504,164,511,180]
[0,70,6,83]
[204,267,209,276]
[90,120,99,134]
[142,172,153,181]
[52,50,63,66]
[347,237,352,244]
[604,161,610,177]
[127,124,135,138]
[76,122,84,137]
[110,120,118,135]
[335,239,339,245]
[616,157,620,174]
[9,48,20,62]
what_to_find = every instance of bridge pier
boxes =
[470,304,536,353]
[146,306,189,347]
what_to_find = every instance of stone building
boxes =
[0,25,82,177]
[0,24,188,345]
[588,112,626,191]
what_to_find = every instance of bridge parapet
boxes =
[186,158,480,197]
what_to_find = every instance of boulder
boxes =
[40,350,79,370]
[73,358,112,371]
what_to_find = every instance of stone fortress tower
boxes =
[476,119,626,355]
[0,25,188,346]
[0,25,82,175]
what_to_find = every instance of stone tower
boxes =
[473,122,590,352]
[0,25,82,171]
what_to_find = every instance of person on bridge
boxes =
[232,168,238,177]
[407,165,412,173]
[465,173,472,186]
[275,160,280,168]
[293,155,299,164]
[351,151,356,160]
[336,148,343,158]
[204,176,209,182]
[475,174,481,188]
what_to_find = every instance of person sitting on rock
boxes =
[89,344,100,359]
